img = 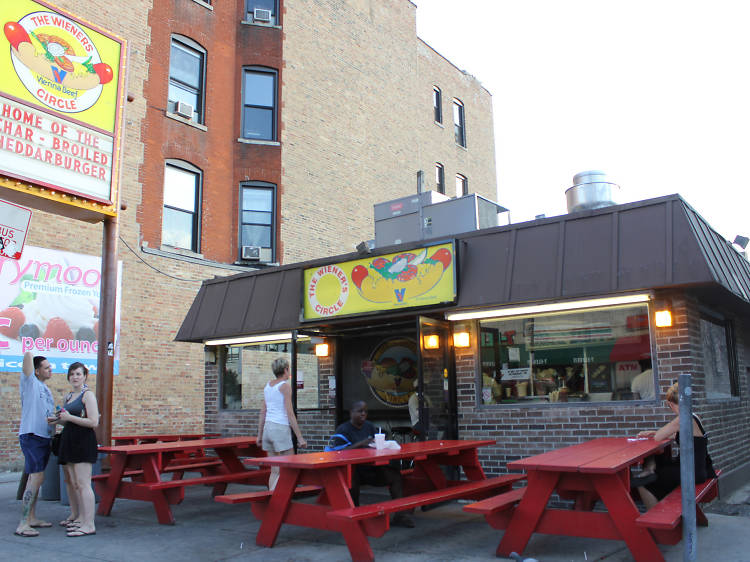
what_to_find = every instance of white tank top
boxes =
[264,379,289,425]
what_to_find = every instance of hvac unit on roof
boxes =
[174,101,194,120]
[241,245,261,261]
[253,8,272,22]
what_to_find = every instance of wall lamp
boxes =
[315,343,330,357]
[453,331,471,348]
[423,334,440,349]
[444,293,651,321]
[654,309,673,328]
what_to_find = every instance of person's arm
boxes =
[281,382,306,448]
[653,416,680,441]
[257,399,266,441]
[59,391,99,428]
[21,351,33,378]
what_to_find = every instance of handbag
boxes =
[51,433,62,456]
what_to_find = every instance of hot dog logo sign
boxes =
[4,13,112,114]
[303,242,456,320]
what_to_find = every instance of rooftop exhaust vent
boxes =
[565,170,620,214]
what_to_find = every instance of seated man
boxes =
[329,400,414,528]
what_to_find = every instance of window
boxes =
[240,182,275,261]
[455,174,467,197]
[246,0,278,25]
[478,304,652,405]
[168,37,205,123]
[220,341,323,410]
[435,163,445,194]
[162,161,201,251]
[700,313,738,398]
[453,99,466,147]
[242,67,277,141]
[433,86,442,123]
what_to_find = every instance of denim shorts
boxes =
[262,421,293,453]
[19,433,51,474]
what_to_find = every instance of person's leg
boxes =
[637,486,659,510]
[268,447,295,491]
[350,468,361,506]
[17,434,51,535]
[379,467,414,528]
[16,471,44,535]
[60,464,80,525]
[67,463,95,535]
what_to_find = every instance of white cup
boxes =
[374,433,386,449]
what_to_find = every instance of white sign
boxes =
[500,367,532,381]
[0,95,114,202]
[0,198,31,259]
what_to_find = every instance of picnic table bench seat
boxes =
[635,469,721,543]
[145,468,270,490]
[215,485,322,504]
[327,473,524,523]
[91,458,225,482]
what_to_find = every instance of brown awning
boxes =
[176,194,750,343]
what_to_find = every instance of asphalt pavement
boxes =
[2,470,750,562]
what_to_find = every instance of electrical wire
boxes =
[118,235,204,283]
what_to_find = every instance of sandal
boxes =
[59,518,77,527]
[14,528,40,537]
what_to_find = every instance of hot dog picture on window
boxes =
[351,248,452,304]
[4,20,113,98]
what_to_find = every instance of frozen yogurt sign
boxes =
[0,244,121,374]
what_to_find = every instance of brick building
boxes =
[1,0,497,468]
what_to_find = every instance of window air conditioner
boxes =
[174,101,194,120]
[241,245,261,261]
[253,8,272,22]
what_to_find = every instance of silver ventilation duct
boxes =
[565,170,620,213]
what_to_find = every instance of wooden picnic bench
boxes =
[95,437,267,524]
[635,469,721,544]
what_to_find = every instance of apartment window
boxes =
[246,0,278,25]
[455,174,467,197]
[700,312,738,398]
[435,163,445,194]
[162,161,201,251]
[453,99,466,147]
[242,67,277,141]
[240,182,275,261]
[479,304,652,405]
[433,86,442,123]
[168,37,205,123]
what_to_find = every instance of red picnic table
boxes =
[95,436,268,524]
[232,439,523,562]
[466,437,671,561]
[111,433,221,445]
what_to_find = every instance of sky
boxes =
[415,0,748,244]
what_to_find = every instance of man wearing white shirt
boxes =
[15,351,55,537]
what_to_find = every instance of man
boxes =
[631,360,655,400]
[330,400,414,528]
[15,351,55,537]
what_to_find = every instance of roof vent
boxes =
[565,170,620,213]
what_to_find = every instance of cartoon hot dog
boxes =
[4,21,113,91]
[351,248,452,304]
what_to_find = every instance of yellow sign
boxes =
[303,242,456,320]
[0,0,125,215]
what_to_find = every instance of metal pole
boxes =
[678,373,697,562]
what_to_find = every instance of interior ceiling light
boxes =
[205,332,310,346]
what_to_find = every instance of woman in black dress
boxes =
[632,382,715,509]
[57,362,99,537]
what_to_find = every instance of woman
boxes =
[257,357,307,490]
[56,362,99,537]
[633,382,715,509]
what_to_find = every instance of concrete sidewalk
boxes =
[2,470,750,562]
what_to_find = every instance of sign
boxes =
[0,244,121,373]
[303,242,456,320]
[500,367,532,381]
[0,0,126,211]
[0,197,31,259]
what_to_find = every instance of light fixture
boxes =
[453,331,471,348]
[445,293,651,321]
[315,343,330,357]
[423,334,440,349]
[205,332,310,346]
[654,309,673,328]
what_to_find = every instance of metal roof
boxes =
[176,194,750,343]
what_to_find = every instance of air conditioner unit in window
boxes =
[253,8,272,22]
[174,101,194,120]
[241,245,261,261]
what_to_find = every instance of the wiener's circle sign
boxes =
[303,242,456,320]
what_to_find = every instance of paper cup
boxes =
[374,433,386,449]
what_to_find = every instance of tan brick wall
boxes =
[280,0,497,262]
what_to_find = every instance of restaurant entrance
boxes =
[416,316,457,441]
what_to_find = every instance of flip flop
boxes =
[59,518,76,527]
[14,529,40,537]
[66,529,96,537]
[30,521,53,528]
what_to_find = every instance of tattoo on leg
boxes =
[21,490,34,519]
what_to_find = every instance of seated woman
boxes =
[632,382,716,509]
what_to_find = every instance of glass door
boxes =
[416,316,457,440]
